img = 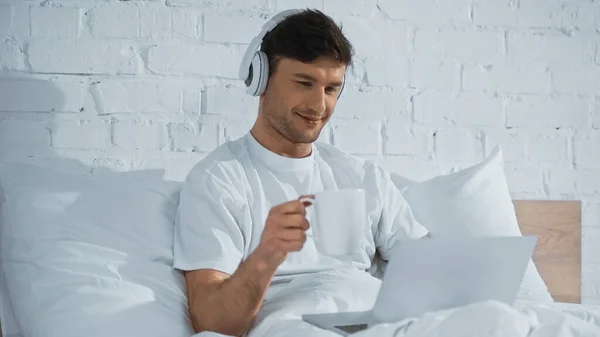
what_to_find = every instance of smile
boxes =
[297,113,321,122]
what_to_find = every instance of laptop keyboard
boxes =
[334,323,370,333]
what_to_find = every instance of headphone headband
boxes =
[238,9,303,82]
[239,8,346,98]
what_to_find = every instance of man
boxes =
[173,9,429,337]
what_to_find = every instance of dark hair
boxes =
[261,9,354,76]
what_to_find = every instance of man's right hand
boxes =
[255,195,314,267]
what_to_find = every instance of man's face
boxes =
[260,56,346,144]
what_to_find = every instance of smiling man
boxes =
[173,9,429,337]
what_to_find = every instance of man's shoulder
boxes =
[184,136,248,187]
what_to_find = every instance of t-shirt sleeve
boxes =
[374,165,429,262]
[173,167,246,276]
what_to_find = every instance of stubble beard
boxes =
[262,92,321,145]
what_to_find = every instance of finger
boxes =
[278,228,307,242]
[298,194,315,207]
[272,200,308,215]
[281,240,305,253]
[281,214,310,230]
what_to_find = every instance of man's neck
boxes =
[249,123,312,159]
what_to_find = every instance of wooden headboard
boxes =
[513,200,582,303]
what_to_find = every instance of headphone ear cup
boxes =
[246,51,270,96]
[337,74,346,99]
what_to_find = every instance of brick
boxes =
[378,0,471,25]
[375,155,452,182]
[546,168,600,195]
[31,7,82,37]
[9,5,30,36]
[365,55,409,87]
[324,0,374,16]
[484,129,534,163]
[383,121,432,156]
[21,156,93,177]
[336,16,383,59]
[89,157,133,176]
[113,120,166,150]
[89,3,139,38]
[528,133,569,163]
[507,95,589,128]
[148,44,242,78]
[593,101,600,129]
[414,29,501,62]
[204,13,265,44]
[582,264,600,300]
[0,38,26,71]
[575,131,600,168]
[503,164,545,196]
[0,5,11,35]
[332,120,380,155]
[276,0,322,11]
[317,122,332,145]
[517,0,563,28]
[224,121,254,142]
[140,4,171,39]
[52,119,111,149]
[583,201,600,228]
[205,85,258,115]
[0,119,51,155]
[473,0,562,28]
[583,227,600,264]
[379,21,411,55]
[0,79,83,112]
[410,56,459,90]
[131,152,206,182]
[561,2,600,32]
[91,80,201,115]
[165,0,267,10]
[170,122,219,152]
[171,8,201,39]
[29,40,142,75]
[507,33,596,64]
[413,91,504,126]
[434,128,483,162]
[181,83,203,114]
[472,0,516,27]
[334,89,410,120]
[553,67,600,95]
[463,63,551,94]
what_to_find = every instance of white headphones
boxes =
[238,9,346,98]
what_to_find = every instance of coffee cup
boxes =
[300,188,367,257]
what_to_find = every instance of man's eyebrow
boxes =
[293,73,343,87]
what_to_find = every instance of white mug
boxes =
[301,188,367,257]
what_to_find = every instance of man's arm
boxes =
[374,164,429,261]
[182,198,313,337]
[184,246,280,337]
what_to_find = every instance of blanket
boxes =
[194,269,600,337]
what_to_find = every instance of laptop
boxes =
[301,235,537,336]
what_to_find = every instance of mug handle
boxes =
[298,195,316,239]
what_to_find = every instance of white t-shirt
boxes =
[173,132,428,291]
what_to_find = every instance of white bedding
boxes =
[237,269,600,337]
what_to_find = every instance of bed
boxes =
[513,200,582,304]
[1,149,599,337]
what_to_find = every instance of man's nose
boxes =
[307,89,327,114]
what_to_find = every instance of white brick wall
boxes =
[1,0,599,304]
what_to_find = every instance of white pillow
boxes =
[0,162,195,337]
[392,147,555,303]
